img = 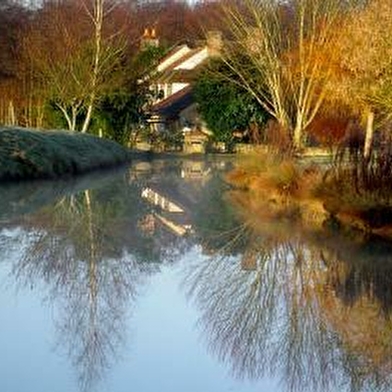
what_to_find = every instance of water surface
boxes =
[1,157,392,392]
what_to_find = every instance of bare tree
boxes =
[81,0,123,133]
[24,0,124,132]
[223,0,345,149]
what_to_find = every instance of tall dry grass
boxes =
[227,148,326,226]
[315,130,392,233]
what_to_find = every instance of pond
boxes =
[1,157,392,392]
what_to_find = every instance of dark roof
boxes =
[149,86,194,121]
[157,66,204,84]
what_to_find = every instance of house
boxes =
[146,31,222,150]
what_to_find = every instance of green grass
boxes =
[0,127,132,181]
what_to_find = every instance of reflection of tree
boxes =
[3,166,186,390]
[0,157,233,391]
[191,173,247,255]
[313,234,392,391]
[320,235,392,316]
[184,232,341,392]
[4,159,215,391]
[184,220,392,392]
[11,184,152,391]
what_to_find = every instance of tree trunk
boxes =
[82,101,94,133]
[57,104,74,131]
[81,0,103,133]
[84,190,98,305]
[8,100,16,126]
[293,115,304,150]
[364,109,374,159]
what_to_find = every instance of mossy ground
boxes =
[0,127,131,181]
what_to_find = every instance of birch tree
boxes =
[24,0,124,132]
[82,0,107,133]
[223,0,345,149]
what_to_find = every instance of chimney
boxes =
[141,27,159,49]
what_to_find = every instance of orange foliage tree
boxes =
[0,1,30,126]
[331,0,392,157]
[223,0,346,150]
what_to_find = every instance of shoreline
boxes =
[0,126,334,183]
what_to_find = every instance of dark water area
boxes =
[1,157,392,392]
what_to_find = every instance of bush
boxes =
[0,127,131,181]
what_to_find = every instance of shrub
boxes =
[0,127,131,181]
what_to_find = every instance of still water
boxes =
[1,157,392,392]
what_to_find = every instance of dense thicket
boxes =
[0,0,226,140]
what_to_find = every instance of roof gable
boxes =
[173,47,208,70]
[157,45,192,73]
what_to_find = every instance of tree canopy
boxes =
[0,0,392,152]
[194,59,269,145]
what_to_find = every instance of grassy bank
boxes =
[227,151,328,228]
[227,148,392,240]
[0,127,131,181]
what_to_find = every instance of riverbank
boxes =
[227,150,392,241]
[0,127,132,181]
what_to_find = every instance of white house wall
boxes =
[172,83,189,95]
[155,82,189,102]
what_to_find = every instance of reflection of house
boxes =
[137,160,218,236]
[142,187,184,213]
[148,31,223,136]
[131,157,231,240]
[154,213,191,237]
[181,160,211,179]
[141,186,192,236]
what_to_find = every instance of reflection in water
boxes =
[2,158,392,392]
[184,235,339,392]
[10,188,151,391]
[184,201,392,392]
[141,187,192,236]
[0,159,228,391]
